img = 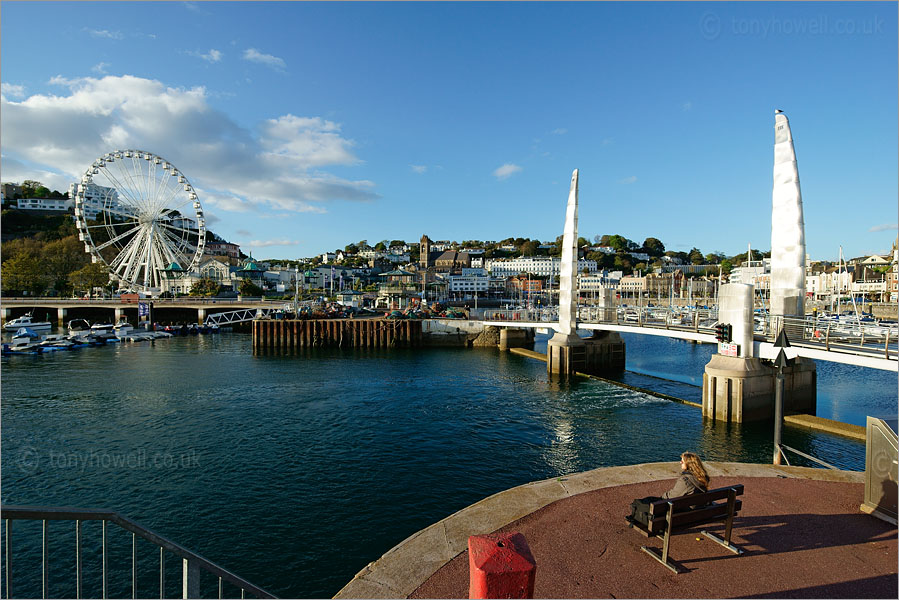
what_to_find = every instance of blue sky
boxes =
[2,1,896,261]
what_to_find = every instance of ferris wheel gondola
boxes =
[73,150,206,294]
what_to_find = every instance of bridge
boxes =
[479,306,898,372]
[0,296,282,327]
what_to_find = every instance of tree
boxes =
[720,259,734,274]
[190,277,222,297]
[344,243,359,255]
[642,237,665,257]
[44,236,88,293]
[67,263,109,297]
[389,239,406,249]
[688,247,704,265]
[239,279,264,297]
[374,241,387,251]
[606,234,634,253]
[519,240,539,256]
[2,254,49,295]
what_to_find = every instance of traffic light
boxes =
[715,322,732,343]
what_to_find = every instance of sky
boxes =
[1,1,896,262]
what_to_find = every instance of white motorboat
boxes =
[68,319,92,334]
[90,322,115,335]
[114,320,135,337]
[4,313,52,331]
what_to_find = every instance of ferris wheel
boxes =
[73,150,206,294]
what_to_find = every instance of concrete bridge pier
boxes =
[581,330,626,374]
[498,327,534,351]
[198,308,207,325]
[546,332,586,376]
[3,307,12,322]
[702,284,816,423]
[57,307,67,328]
[115,308,125,323]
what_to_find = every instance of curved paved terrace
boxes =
[335,462,897,599]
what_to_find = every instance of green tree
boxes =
[344,243,359,254]
[190,277,222,297]
[67,262,110,297]
[519,240,539,256]
[239,279,264,296]
[688,247,704,265]
[43,236,88,293]
[389,239,406,249]
[374,241,387,251]
[720,259,734,274]
[642,237,665,257]
[2,254,49,295]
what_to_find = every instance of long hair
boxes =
[681,452,709,489]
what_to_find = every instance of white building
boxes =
[728,259,770,287]
[446,274,490,294]
[485,256,598,277]
[577,270,622,291]
[16,197,73,212]
[68,182,120,220]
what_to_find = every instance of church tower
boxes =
[420,234,431,269]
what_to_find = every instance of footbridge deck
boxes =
[480,308,898,372]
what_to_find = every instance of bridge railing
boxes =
[1,505,276,599]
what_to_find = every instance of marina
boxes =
[1,332,894,598]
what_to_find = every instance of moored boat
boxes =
[4,313,52,331]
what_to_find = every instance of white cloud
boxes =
[196,49,223,63]
[410,165,427,173]
[235,229,251,237]
[493,163,522,180]
[618,175,638,184]
[1,83,25,100]
[551,128,567,135]
[0,154,73,193]
[869,223,898,232]
[0,74,378,214]
[92,62,110,74]
[682,101,693,111]
[243,48,286,70]
[86,28,123,40]
[247,238,300,248]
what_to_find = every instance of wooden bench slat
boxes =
[646,499,742,533]
[627,484,745,573]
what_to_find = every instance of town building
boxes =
[15,197,73,213]
[485,256,597,277]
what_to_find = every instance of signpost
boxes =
[772,328,792,465]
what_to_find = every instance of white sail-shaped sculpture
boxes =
[770,110,806,317]
[556,169,579,335]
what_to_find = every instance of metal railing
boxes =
[482,305,897,361]
[205,308,281,326]
[1,505,276,599]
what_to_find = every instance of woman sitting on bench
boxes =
[629,452,710,526]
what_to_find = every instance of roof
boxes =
[381,269,414,276]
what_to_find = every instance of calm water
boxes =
[1,331,895,598]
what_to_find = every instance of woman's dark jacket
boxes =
[662,471,707,499]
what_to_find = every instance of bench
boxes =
[626,484,745,573]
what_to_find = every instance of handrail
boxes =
[1,505,276,599]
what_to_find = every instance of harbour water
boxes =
[1,332,895,598]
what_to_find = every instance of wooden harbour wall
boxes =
[252,318,423,349]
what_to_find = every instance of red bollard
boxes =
[468,532,536,599]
